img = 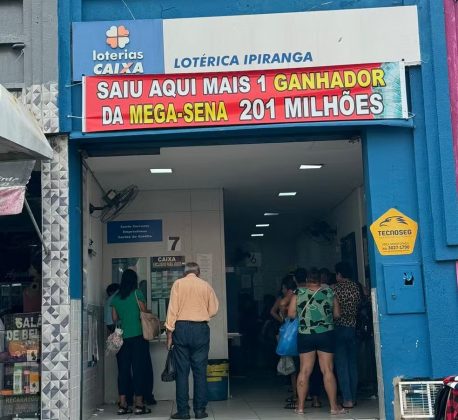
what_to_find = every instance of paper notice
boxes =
[196,254,213,283]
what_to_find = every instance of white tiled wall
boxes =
[82,304,105,419]
[80,166,107,418]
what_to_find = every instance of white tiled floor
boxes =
[89,376,379,420]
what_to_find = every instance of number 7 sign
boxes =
[167,236,182,251]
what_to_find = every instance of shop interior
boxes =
[79,139,379,418]
[0,169,42,419]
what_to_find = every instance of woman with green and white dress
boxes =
[288,268,345,416]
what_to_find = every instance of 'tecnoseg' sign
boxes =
[72,6,421,80]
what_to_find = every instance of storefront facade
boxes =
[0,1,57,419]
[48,1,458,419]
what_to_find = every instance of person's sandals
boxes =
[134,406,151,415]
[294,408,305,415]
[284,401,297,409]
[330,408,348,415]
[117,406,133,415]
[312,401,322,408]
[285,394,297,402]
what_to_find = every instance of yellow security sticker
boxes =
[370,208,418,256]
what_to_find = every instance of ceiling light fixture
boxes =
[150,168,173,174]
[264,212,279,216]
[251,233,264,237]
[278,192,297,197]
[256,224,270,227]
[299,164,323,169]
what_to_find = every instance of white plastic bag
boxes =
[277,356,296,376]
[106,327,123,355]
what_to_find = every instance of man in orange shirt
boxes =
[166,262,219,420]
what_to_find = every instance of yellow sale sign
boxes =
[370,208,418,256]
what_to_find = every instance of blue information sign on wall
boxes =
[72,20,164,81]
[107,220,163,244]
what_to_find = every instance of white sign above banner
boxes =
[72,6,421,79]
[163,6,421,74]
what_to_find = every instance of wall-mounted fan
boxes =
[89,185,139,223]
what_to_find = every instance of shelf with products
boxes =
[0,312,41,420]
[0,362,40,397]
[0,359,40,365]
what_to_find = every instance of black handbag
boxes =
[161,347,176,382]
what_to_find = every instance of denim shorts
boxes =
[297,330,335,354]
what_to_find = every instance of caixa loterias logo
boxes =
[91,25,145,75]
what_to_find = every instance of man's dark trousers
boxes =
[173,321,210,415]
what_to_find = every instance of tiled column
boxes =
[41,136,71,420]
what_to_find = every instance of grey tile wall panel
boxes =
[41,136,71,420]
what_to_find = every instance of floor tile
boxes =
[89,401,173,420]
[86,373,379,420]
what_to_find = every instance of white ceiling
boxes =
[87,139,363,240]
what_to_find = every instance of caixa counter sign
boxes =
[72,20,164,81]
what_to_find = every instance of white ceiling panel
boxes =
[87,139,363,240]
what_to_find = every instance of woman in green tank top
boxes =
[111,269,152,416]
[288,268,346,416]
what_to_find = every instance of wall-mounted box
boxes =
[383,263,425,314]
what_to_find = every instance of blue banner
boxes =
[72,20,164,81]
[107,220,163,244]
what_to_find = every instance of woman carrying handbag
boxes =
[111,269,153,416]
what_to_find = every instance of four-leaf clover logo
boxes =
[106,25,130,49]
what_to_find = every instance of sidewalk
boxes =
[92,372,379,420]
[90,396,379,419]
[92,398,378,420]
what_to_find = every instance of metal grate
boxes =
[399,381,444,418]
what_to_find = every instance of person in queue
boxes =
[111,269,152,416]
[270,274,296,324]
[270,274,298,408]
[333,262,361,409]
[293,267,323,409]
[165,262,219,420]
[319,267,335,288]
[288,268,345,415]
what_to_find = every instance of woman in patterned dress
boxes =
[288,268,346,415]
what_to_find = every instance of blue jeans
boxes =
[334,326,358,403]
[173,321,210,414]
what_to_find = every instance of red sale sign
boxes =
[82,63,407,133]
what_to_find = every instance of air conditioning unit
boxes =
[398,380,444,418]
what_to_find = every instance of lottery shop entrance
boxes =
[75,127,394,419]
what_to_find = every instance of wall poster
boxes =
[150,256,185,321]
